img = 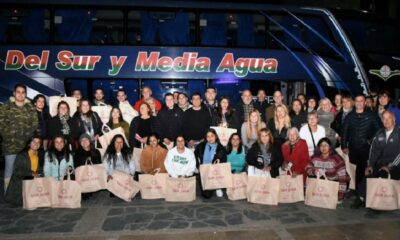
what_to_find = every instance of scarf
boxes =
[59,115,70,136]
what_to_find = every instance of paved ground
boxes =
[0,189,399,240]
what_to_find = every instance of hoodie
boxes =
[164,147,196,177]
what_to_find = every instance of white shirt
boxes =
[164,147,196,178]
[299,124,326,157]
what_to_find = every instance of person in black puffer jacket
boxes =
[341,95,381,196]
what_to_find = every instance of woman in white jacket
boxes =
[164,136,196,177]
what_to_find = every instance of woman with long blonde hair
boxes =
[267,104,291,147]
[241,109,266,150]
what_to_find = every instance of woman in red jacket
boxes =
[281,127,310,182]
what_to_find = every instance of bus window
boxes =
[227,13,266,48]
[1,8,50,43]
[128,10,195,46]
[54,9,123,44]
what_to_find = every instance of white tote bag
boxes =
[210,126,237,147]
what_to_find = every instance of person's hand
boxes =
[107,175,113,182]
[291,172,299,178]
[380,165,390,173]
[342,148,349,155]
[365,166,373,176]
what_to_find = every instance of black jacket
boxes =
[341,108,382,149]
[156,106,183,141]
[235,102,254,126]
[204,102,219,126]
[194,141,227,169]
[267,119,289,147]
[253,100,270,122]
[182,107,211,141]
[290,111,307,130]
[331,110,350,138]
[369,127,400,167]
[36,110,50,140]
[246,143,283,177]
[129,116,157,148]
[74,148,102,168]
[73,111,102,139]
[47,116,78,143]
[216,109,240,131]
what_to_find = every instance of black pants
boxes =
[196,174,214,199]
[358,166,400,199]
[349,146,369,191]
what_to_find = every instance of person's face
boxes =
[319,142,330,155]
[308,99,316,109]
[139,104,150,116]
[366,99,373,108]
[173,92,179,103]
[35,97,45,110]
[114,137,124,152]
[220,98,229,110]
[117,91,127,102]
[343,98,352,110]
[72,90,82,101]
[288,130,299,143]
[320,101,330,112]
[58,104,69,116]
[54,137,65,151]
[206,132,217,144]
[192,95,202,108]
[292,101,302,113]
[14,86,26,103]
[205,89,216,102]
[273,91,283,105]
[260,131,270,145]
[230,135,241,148]
[176,137,185,150]
[298,95,306,104]
[149,136,158,148]
[81,101,90,114]
[257,90,266,101]
[95,90,104,101]
[142,88,152,99]
[29,138,41,151]
[80,138,91,150]
[241,90,252,104]
[276,106,286,119]
[382,112,395,130]
[379,94,389,106]
[335,95,342,106]
[355,96,366,110]
[165,96,175,109]
[249,112,259,123]
[112,108,121,119]
[178,94,188,105]
[308,115,318,126]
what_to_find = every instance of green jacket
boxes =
[4,150,44,206]
[0,97,39,155]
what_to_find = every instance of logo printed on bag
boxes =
[178,183,184,189]
[151,180,158,185]
[37,186,43,192]
[87,171,93,177]
[374,185,395,198]
[317,186,324,192]
[207,169,224,181]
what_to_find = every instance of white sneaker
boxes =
[216,189,223,197]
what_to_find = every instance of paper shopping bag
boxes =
[92,104,112,125]
[139,172,168,199]
[98,127,129,149]
[199,161,233,190]
[226,172,248,201]
[52,171,81,209]
[75,159,107,193]
[211,126,237,147]
[106,171,140,202]
[336,148,356,190]
[278,174,304,203]
[305,174,339,210]
[247,175,280,205]
[23,177,57,210]
[165,177,196,202]
[366,175,400,211]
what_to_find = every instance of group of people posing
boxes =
[1,83,399,208]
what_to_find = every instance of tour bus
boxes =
[0,1,370,105]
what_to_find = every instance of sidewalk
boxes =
[0,190,399,240]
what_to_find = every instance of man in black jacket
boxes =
[341,95,381,205]
[156,93,183,148]
[203,87,219,126]
[235,89,254,126]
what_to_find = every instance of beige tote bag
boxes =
[366,174,400,211]
[75,159,107,193]
[278,172,305,203]
[336,148,356,190]
[98,127,129,149]
[247,174,280,205]
[199,160,233,190]
[305,173,339,210]
[52,170,82,209]
[92,104,112,125]
[210,126,237,147]
[23,177,57,210]
[226,172,248,201]
[165,176,196,202]
[139,170,168,199]
[106,171,140,202]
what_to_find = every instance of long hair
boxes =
[79,99,94,118]
[57,101,70,116]
[317,98,333,112]
[245,109,264,143]
[21,135,42,153]
[47,136,71,163]
[290,99,304,116]
[217,96,233,118]
[138,102,153,117]
[256,128,274,153]
[226,133,243,154]
[274,104,291,130]
[104,134,132,167]
[146,132,167,149]
[107,106,124,128]
[204,128,220,145]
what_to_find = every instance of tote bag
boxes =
[106,171,140,202]
[165,176,196,202]
[226,172,248,201]
[247,174,280,205]
[199,160,233,190]
[75,158,107,193]
[22,177,57,210]
[52,170,82,208]
[139,170,168,199]
[305,173,339,210]
[366,174,400,211]
[278,171,304,203]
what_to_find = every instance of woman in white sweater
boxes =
[164,136,196,177]
[299,112,326,157]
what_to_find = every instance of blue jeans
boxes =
[4,154,17,192]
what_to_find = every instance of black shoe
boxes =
[351,197,365,209]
